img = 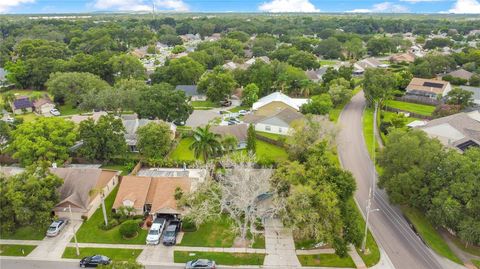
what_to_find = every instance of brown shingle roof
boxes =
[211,124,248,142]
[32,97,53,110]
[244,106,303,126]
[446,69,473,80]
[406,78,450,95]
[113,176,151,211]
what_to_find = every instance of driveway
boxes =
[185,99,241,128]
[263,218,300,268]
[27,219,83,259]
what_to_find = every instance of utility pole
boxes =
[362,188,380,253]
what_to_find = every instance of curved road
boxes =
[337,91,445,269]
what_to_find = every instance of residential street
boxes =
[337,91,456,269]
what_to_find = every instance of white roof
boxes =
[407,120,427,128]
[422,123,465,144]
[252,92,309,111]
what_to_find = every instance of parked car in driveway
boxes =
[220,100,232,107]
[79,255,111,267]
[162,220,181,246]
[46,218,68,237]
[185,259,216,269]
[238,110,249,115]
[146,218,167,245]
[50,108,61,116]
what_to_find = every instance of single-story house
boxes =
[175,85,206,101]
[211,124,248,149]
[353,58,387,74]
[389,53,415,64]
[113,176,192,218]
[245,56,270,67]
[252,92,309,111]
[416,110,480,152]
[244,106,304,135]
[33,97,55,115]
[305,67,328,82]
[406,78,452,99]
[122,114,176,152]
[459,86,480,105]
[445,69,474,81]
[10,96,33,115]
[0,167,120,220]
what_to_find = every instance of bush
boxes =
[99,219,119,230]
[182,217,197,232]
[119,220,139,238]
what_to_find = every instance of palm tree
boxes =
[221,135,238,153]
[189,125,223,162]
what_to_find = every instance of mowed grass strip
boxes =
[402,206,462,264]
[0,244,36,256]
[179,215,236,247]
[384,100,435,116]
[298,253,356,268]
[62,247,142,262]
[174,251,265,265]
[0,226,45,240]
[74,186,148,244]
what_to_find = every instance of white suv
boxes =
[146,218,166,245]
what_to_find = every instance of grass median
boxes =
[62,247,142,262]
[0,244,36,256]
[174,251,265,265]
[298,253,356,268]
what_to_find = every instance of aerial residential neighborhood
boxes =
[0,3,480,269]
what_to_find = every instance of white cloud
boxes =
[448,0,480,13]
[93,0,188,11]
[259,0,320,12]
[0,0,35,13]
[348,2,408,13]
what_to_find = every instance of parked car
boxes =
[238,110,249,116]
[185,259,216,269]
[146,218,167,245]
[50,108,61,116]
[220,100,232,107]
[5,117,14,123]
[79,255,111,267]
[46,218,68,237]
[174,120,186,126]
[162,220,181,246]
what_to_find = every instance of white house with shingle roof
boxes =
[252,92,309,111]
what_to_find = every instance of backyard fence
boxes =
[394,95,440,106]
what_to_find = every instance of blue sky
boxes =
[1,0,480,14]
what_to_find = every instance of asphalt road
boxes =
[337,91,445,269]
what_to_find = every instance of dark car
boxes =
[162,220,181,246]
[220,100,232,107]
[185,259,216,269]
[79,255,111,267]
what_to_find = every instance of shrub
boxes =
[119,220,139,238]
[99,219,119,230]
[174,187,184,200]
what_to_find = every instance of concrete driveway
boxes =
[28,219,83,259]
[185,99,241,128]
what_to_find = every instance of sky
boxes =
[1,0,480,14]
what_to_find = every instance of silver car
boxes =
[46,218,68,237]
[185,259,216,269]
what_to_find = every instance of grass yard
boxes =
[62,247,142,261]
[169,137,198,162]
[100,163,133,176]
[295,239,321,250]
[0,244,37,256]
[384,100,435,116]
[191,100,219,109]
[74,186,148,245]
[58,104,82,116]
[0,226,46,240]
[298,253,356,268]
[251,234,266,249]
[256,140,288,164]
[472,260,480,267]
[174,251,265,265]
[179,215,236,247]
[402,206,462,264]
[256,131,287,141]
[229,106,250,113]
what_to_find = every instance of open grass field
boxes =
[0,244,36,256]
[402,206,462,264]
[74,186,148,245]
[62,247,142,261]
[174,251,265,265]
[384,100,435,116]
[179,215,236,247]
[298,253,356,268]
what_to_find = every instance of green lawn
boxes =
[62,247,142,261]
[191,100,219,109]
[74,186,148,244]
[58,104,82,116]
[295,239,321,250]
[100,164,132,176]
[169,137,198,162]
[298,253,356,268]
[179,215,236,247]
[0,226,46,240]
[472,260,480,267]
[229,106,250,113]
[256,140,288,163]
[256,131,287,141]
[384,100,435,116]
[402,206,462,264]
[251,234,265,249]
[0,244,36,256]
[174,251,265,265]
